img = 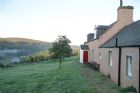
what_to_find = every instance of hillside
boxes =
[0,37,79,63]
[0,38,52,63]
[0,37,49,43]
[70,45,79,50]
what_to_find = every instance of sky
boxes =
[0,0,140,45]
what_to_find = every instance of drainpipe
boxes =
[115,38,118,47]
[116,38,121,86]
[118,47,121,86]
[138,47,140,92]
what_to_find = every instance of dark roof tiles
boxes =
[80,45,89,50]
[100,20,140,47]
[96,21,117,39]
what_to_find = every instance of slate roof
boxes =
[96,25,109,30]
[80,45,89,50]
[96,21,117,39]
[96,25,109,39]
[108,21,117,30]
[100,20,140,48]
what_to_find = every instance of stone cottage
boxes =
[83,5,140,92]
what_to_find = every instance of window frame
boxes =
[99,53,102,59]
[126,56,132,78]
[90,50,94,62]
[108,51,112,67]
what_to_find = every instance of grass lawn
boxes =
[0,56,99,93]
[0,56,128,93]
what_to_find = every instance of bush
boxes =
[121,85,137,93]
[21,50,49,63]
[0,62,14,68]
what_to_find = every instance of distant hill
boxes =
[0,37,49,43]
[0,37,79,63]
[70,45,79,50]
[0,38,52,63]
[0,37,51,49]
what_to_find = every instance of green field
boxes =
[0,57,98,93]
[0,57,127,93]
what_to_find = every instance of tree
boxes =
[49,35,72,68]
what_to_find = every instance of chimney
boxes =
[96,25,109,39]
[87,33,94,42]
[117,6,134,23]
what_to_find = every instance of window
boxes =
[99,53,102,59]
[126,56,132,78]
[109,51,112,67]
[90,50,94,61]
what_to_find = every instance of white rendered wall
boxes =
[80,49,83,63]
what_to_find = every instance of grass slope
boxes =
[0,37,50,43]
[0,57,98,93]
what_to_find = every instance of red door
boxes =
[83,51,88,63]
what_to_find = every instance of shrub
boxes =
[21,50,49,63]
[121,85,137,93]
[0,61,14,68]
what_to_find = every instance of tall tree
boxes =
[49,35,72,68]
